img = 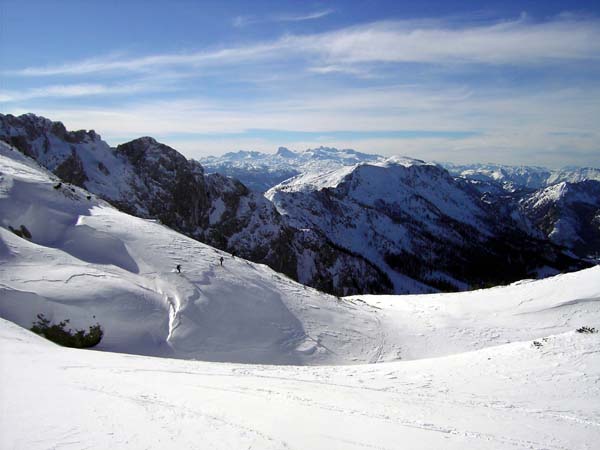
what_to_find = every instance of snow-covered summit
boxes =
[520,180,600,257]
[267,159,585,293]
[2,138,600,449]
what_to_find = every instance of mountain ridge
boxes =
[0,113,392,296]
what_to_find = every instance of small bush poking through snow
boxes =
[576,326,597,334]
[30,314,103,348]
[8,224,32,239]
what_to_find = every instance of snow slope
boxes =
[2,266,600,449]
[354,267,600,360]
[0,142,395,365]
[2,140,600,449]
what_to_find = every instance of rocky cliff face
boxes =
[0,113,391,296]
[267,159,587,292]
[445,161,600,260]
[519,181,600,259]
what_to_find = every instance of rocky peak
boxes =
[276,147,296,158]
[117,137,184,166]
[0,114,392,296]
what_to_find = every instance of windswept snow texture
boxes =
[1,270,600,449]
[0,142,395,365]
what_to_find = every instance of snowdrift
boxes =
[2,307,600,449]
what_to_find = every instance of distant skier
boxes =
[176,264,181,273]
[231,251,236,259]
[219,256,224,266]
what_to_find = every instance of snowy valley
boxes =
[1,140,600,448]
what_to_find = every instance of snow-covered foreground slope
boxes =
[0,143,394,365]
[355,267,600,360]
[2,288,600,450]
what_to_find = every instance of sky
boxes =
[1,0,600,167]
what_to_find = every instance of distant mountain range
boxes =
[444,162,600,192]
[201,147,600,194]
[1,113,596,294]
[199,146,384,192]
[203,145,600,261]
[266,158,591,292]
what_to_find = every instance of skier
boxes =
[219,256,224,266]
[176,264,181,273]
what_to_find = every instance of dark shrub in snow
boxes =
[30,314,103,348]
[576,326,597,334]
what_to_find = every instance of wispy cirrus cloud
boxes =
[300,15,600,65]
[232,9,334,27]
[5,43,282,77]
[8,14,600,78]
[0,80,174,102]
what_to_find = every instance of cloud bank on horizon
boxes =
[1,0,599,168]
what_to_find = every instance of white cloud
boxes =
[233,9,334,27]
[9,15,600,77]
[0,80,172,102]
[6,80,598,167]
[7,43,284,77]
[274,9,334,22]
[295,16,600,65]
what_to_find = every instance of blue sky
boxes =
[1,0,600,167]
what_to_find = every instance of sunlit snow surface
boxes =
[1,141,600,449]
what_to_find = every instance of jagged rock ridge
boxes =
[0,113,391,296]
[267,158,588,292]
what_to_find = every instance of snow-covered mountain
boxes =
[267,158,586,293]
[199,145,384,191]
[0,142,394,364]
[520,180,600,258]
[0,114,390,296]
[2,138,600,449]
[445,162,600,192]
[2,113,594,294]
[443,163,600,258]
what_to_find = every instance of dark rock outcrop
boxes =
[0,113,392,296]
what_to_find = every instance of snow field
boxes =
[1,141,600,448]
